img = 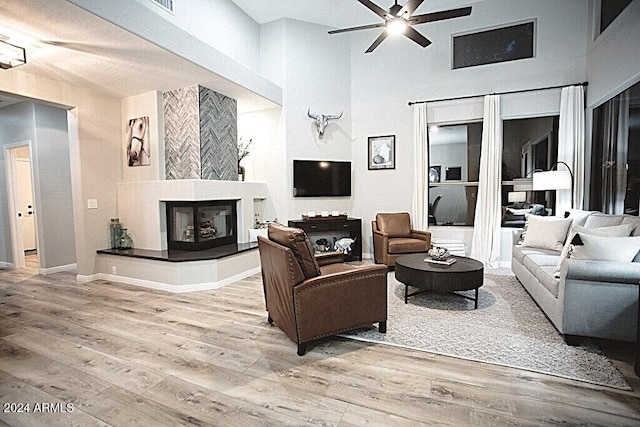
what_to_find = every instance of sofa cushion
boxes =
[553,223,636,277]
[537,266,561,298]
[570,234,640,262]
[268,223,321,279]
[583,213,624,228]
[621,215,640,236]
[376,213,412,238]
[521,215,573,252]
[564,209,598,227]
[388,237,429,254]
[512,245,558,265]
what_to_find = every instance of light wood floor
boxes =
[1,256,640,426]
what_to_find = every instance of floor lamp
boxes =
[532,161,574,210]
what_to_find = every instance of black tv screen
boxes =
[293,160,351,197]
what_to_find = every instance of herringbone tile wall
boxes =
[199,87,238,181]
[163,85,238,180]
[163,85,201,180]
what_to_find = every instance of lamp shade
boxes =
[532,170,572,191]
[508,191,526,203]
[513,178,533,192]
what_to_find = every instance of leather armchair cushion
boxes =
[376,213,412,238]
[388,237,429,254]
[268,223,321,279]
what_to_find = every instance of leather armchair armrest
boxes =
[372,228,389,264]
[315,251,345,266]
[410,229,431,247]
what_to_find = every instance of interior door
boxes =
[16,157,37,251]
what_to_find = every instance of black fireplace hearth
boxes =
[166,200,237,251]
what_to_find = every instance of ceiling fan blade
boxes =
[328,22,385,34]
[365,31,389,53]
[398,0,425,17]
[409,6,472,25]
[357,0,390,19]
[404,26,431,48]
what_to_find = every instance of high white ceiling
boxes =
[230,0,482,29]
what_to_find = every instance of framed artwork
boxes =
[445,166,462,181]
[126,116,150,167]
[368,135,395,170]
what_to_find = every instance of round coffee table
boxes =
[395,253,484,308]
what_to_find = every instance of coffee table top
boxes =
[395,253,483,274]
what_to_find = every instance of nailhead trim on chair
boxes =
[293,271,387,342]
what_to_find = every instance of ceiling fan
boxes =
[329,0,472,53]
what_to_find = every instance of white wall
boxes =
[131,0,261,73]
[256,18,353,223]
[32,103,77,269]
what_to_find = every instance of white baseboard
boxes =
[40,263,77,275]
[77,266,261,293]
[0,261,15,269]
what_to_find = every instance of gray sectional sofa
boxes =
[511,210,640,342]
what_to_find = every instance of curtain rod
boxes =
[408,82,588,106]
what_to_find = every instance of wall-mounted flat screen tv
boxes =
[293,160,351,197]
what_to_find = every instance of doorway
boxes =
[5,142,39,270]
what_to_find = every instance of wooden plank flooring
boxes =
[1,256,640,426]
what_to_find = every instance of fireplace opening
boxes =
[166,200,237,251]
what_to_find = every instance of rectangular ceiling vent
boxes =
[149,0,174,13]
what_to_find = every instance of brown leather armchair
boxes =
[372,212,431,267]
[258,223,387,356]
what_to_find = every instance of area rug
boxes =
[341,271,631,390]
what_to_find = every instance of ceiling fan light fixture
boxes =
[0,39,26,70]
[386,18,408,35]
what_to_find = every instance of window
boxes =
[590,80,640,215]
[503,116,559,209]
[429,117,560,226]
[428,122,482,226]
[599,0,632,35]
[452,21,535,69]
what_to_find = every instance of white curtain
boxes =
[412,103,429,230]
[470,95,502,268]
[557,85,585,212]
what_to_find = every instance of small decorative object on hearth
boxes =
[109,218,122,249]
[118,228,133,250]
[428,246,450,261]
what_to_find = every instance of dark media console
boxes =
[288,217,362,262]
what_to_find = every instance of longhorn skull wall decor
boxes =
[307,108,343,139]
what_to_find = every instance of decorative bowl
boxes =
[428,246,450,261]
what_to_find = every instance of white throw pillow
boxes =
[521,215,573,252]
[570,234,640,262]
[553,223,636,277]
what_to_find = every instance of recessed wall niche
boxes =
[163,85,238,180]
